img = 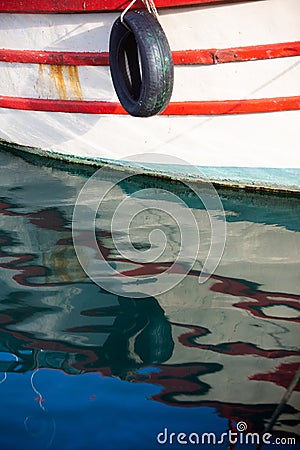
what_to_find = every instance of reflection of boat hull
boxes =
[1,0,300,190]
[0,150,299,439]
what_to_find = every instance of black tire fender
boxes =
[109,9,174,117]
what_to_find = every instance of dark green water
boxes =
[0,147,299,449]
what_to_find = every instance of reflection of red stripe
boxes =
[250,362,300,391]
[0,0,251,13]
[1,42,300,66]
[0,95,299,115]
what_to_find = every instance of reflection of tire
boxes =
[135,316,174,364]
[109,9,174,117]
[104,296,174,376]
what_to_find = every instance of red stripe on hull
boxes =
[0,0,258,13]
[0,49,110,66]
[173,42,300,65]
[1,42,300,66]
[165,97,300,115]
[0,95,299,115]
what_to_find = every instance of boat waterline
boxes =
[1,139,300,193]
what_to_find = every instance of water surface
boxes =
[0,148,299,449]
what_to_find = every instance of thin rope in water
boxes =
[24,369,57,449]
[0,353,18,384]
[30,369,46,412]
[0,372,7,384]
[254,366,300,450]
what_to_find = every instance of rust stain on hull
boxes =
[49,65,68,100]
[66,65,83,100]
[38,64,83,100]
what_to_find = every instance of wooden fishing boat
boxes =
[0,0,300,191]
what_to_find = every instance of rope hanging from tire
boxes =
[109,5,174,118]
[120,0,159,21]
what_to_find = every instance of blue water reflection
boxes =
[0,147,299,449]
